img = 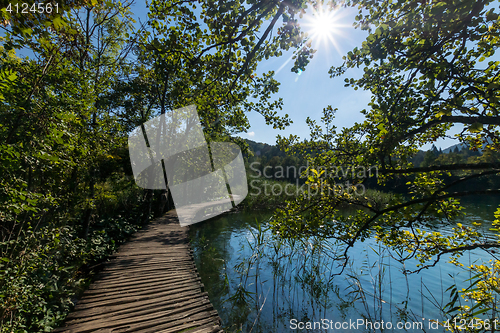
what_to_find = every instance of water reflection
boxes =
[189,197,499,332]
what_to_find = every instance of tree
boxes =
[62,1,137,238]
[274,0,500,326]
[3,0,141,264]
[109,0,335,219]
[0,1,142,329]
[116,0,332,138]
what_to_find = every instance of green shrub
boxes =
[241,177,302,209]
[0,176,145,332]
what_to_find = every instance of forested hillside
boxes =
[245,139,500,192]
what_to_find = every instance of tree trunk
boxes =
[142,189,153,225]
[83,175,95,240]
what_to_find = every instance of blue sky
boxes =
[241,6,371,146]
[129,1,460,150]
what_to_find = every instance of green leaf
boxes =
[469,122,483,133]
[52,16,65,30]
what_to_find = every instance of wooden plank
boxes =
[74,282,205,309]
[64,295,211,325]
[185,323,224,333]
[114,249,193,255]
[102,258,196,270]
[130,311,221,333]
[59,299,214,332]
[96,264,196,280]
[60,307,219,333]
[152,312,221,333]
[84,272,197,294]
[90,268,198,286]
[81,277,202,300]
[87,272,198,290]
[96,267,196,280]
[105,256,194,266]
[64,291,210,321]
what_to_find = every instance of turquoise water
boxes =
[189,197,499,332]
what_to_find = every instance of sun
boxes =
[301,5,349,57]
[274,6,348,76]
[309,11,338,42]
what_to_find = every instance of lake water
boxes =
[189,196,500,332]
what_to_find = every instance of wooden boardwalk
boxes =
[55,210,223,333]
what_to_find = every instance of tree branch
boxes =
[380,163,500,174]
[402,115,500,142]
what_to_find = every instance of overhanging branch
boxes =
[402,115,500,141]
[380,163,500,174]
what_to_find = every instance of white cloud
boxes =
[248,131,255,137]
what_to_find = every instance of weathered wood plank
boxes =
[64,295,212,325]
[102,258,196,270]
[95,266,196,281]
[64,291,210,320]
[57,299,215,332]
[96,267,197,281]
[74,279,204,310]
[80,278,203,302]
[84,272,198,294]
[185,323,224,333]
[87,272,199,291]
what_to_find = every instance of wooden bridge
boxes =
[55,210,223,333]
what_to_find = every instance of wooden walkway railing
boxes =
[54,210,223,333]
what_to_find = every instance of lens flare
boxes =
[310,11,338,41]
[302,5,350,58]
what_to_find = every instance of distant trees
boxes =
[244,139,308,182]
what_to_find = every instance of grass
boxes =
[240,176,302,210]
[240,172,397,212]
